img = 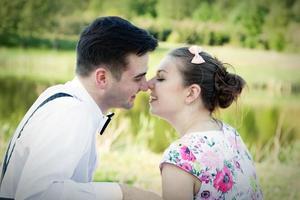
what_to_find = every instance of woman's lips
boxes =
[149,95,158,103]
[130,95,136,100]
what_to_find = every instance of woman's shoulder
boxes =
[160,122,263,200]
[166,121,245,152]
[221,122,240,135]
[160,137,203,180]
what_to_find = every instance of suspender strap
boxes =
[0,92,73,186]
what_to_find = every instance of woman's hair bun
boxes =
[214,66,246,109]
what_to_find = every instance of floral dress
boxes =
[160,122,263,200]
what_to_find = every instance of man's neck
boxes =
[77,76,108,113]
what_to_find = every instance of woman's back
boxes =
[160,122,263,200]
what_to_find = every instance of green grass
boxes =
[0,47,76,82]
[94,142,300,200]
[94,148,162,193]
[206,45,300,82]
[149,43,300,83]
[2,44,300,85]
[1,44,300,199]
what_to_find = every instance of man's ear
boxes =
[95,68,110,89]
[185,84,201,104]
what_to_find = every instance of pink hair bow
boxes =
[188,45,205,64]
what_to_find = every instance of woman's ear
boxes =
[95,68,110,89]
[185,84,201,104]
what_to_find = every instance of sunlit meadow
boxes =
[0,43,300,199]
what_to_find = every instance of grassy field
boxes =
[0,44,300,199]
[94,142,300,200]
[1,44,299,106]
[0,48,76,82]
[1,43,300,83]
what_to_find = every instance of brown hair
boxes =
[170,47,245,113]
[76,16,158,80]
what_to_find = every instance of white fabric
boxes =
[0,78,122,200]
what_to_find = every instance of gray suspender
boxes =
[0,92,73,188]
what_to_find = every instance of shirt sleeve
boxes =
[160,142,202,180]
[13,101,122,200]
[38,181,122,200]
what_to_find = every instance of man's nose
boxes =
[147,78,155,90]
[139,79,149,92]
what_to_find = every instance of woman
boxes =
[148,46,263,200]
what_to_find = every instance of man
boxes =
[0,16,160,200]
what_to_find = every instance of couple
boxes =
[0,16,263,200]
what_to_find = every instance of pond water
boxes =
[0,76,299,162]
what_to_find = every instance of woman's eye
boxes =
[156,78,165,81]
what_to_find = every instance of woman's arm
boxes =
[161,163,201,200]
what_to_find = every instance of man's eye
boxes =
[134,77,142,82]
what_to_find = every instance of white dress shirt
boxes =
[0,78,122,200]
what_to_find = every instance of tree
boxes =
[156,0,199,20]
[0,0,89,38]
[129,0,157,17]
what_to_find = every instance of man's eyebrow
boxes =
[134,72,147,79]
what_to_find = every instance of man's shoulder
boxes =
[34,80,100,124]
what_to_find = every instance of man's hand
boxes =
[119,184,163,200]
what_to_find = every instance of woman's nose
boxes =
[147,78,155,90]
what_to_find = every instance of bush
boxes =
[0,34,77,50]
[267,31,286,51]
[165,20,231,45]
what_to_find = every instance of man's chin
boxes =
[122,102,134,110]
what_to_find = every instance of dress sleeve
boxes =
[160,142,202,179]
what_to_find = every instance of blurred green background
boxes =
[0,0,300,199]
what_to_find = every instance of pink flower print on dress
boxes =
[228,134,240,150]
[234,160,243,173]
[180,146,196,161]
[234,160,240,169]
[200,190,211,199]
[180,162,193,171]
[200,150,221,169]
[200,171,211,184]
[213,166,234,193]
[195,190,216,200]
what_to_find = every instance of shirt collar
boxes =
[67,77,111,134]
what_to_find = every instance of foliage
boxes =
[0,44,300,162]
[0,0,58,36]
[156,0,199,20]
[1,75,299,162]
[88,0,157,18]
[0,0,300,52]
[0,0,88,47]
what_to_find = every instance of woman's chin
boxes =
[149,107,160,117]
[149,108,167,120]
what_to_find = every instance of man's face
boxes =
[105,53,149,109]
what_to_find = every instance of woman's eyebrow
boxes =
[157,69,167,75]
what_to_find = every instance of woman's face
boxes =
[148,56,187,119]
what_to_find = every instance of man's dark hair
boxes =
[76,16,158,80]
